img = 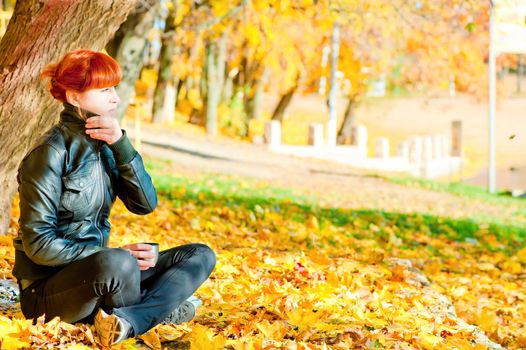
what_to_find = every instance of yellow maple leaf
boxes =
[0,317,31,350]
[228,335,263,350]
[418,332,443,348]
[515,246,526,264]
[255,320,288,340]
[500,260,522,274]
[119,337,139,350]
[0,336,30,350]
[139,329,161,350]
[156,324,189,342]
[308,250,332,265]
[307,216,319,230]
[285,309,320,331]
[326,269,339,287]
[188,324,226,350]
[476,309,499,334]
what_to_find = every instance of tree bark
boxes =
[204,34,226,136]
[222,70,234,104]
[337,94,360,145]
[0,0,137,235]
[271,83,299,122]
[326,21,340,147]
[106,0,159,122]
[175,77,184,109]
[152,3,178,124]
[242,67,259,119]
[204,41,218,135]
[216,32,227,104]
[244,65,268,121]
[251,67,268,121]
[226,40,269,135]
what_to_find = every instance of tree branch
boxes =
[162,0,249,39]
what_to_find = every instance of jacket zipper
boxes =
[95,152,105,247]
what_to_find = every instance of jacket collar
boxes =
[59,103,97,129]
[59,103,103,149]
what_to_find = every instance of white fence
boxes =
[264,120,463,179]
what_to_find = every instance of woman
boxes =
[11,49,216,347]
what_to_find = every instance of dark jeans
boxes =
[20,243,216,335]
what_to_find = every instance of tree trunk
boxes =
[0,0,137,235]
[251,67,268,121]
[205,34,226,136]
[205,41,217,135]
[217,32,227,103]
[244,66,268,121]
[152,3,177,124]
[245,94,256,122]
[106,0,159,122]
[200,44,209,127]
[243,65,260,118]
[337,94,360,145]
[326,21,340,147]
[271,84,298,122]
[199,52,208,126]
[222,71,234,104]
[162,76,178,123]
[231,41,249,105]
[175,78,184,110]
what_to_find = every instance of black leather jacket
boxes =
[12,103,157,281]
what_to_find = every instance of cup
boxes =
[140,242,159,264]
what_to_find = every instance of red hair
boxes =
[41,49,121,102]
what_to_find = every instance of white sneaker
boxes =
[163,296,202,324]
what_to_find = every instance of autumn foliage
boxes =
[136,0,497,138]
[1,161,526,349]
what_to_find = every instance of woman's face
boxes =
[74,86,120,117]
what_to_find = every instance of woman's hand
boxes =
[122,243,156,271]
[85,116,123,144]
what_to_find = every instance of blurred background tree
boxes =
[108,0,494,140]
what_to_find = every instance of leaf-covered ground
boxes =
[1,160,526,349]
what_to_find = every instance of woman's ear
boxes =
[65,90,80,107]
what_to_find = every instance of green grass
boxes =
[384,177,526,233]
[151,170,317,209]
[387,175,526,206]
[145,160,526,253]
